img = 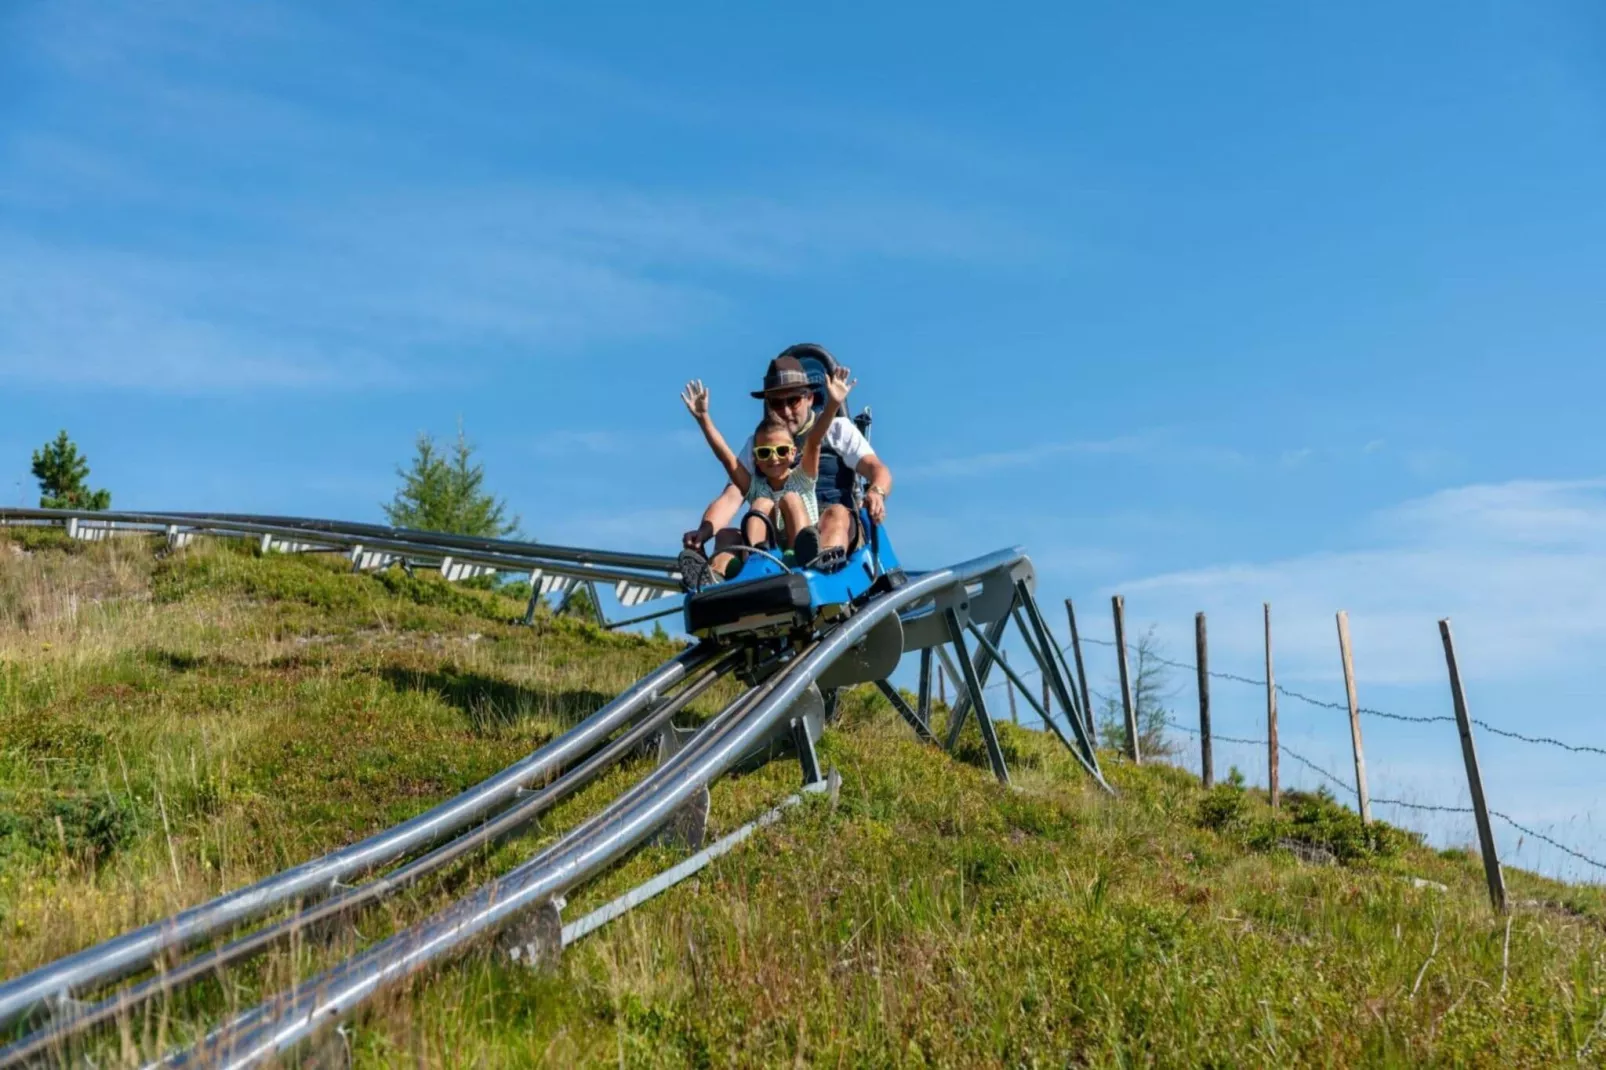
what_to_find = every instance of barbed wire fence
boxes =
[952,598,1606,899]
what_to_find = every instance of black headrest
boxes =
[776,343,840,413]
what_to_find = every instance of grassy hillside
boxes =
[3,530,1605,1067]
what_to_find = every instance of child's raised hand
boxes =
[826,366,856,405]
[680,380,710,419]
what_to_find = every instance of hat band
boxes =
[763,370,810,392]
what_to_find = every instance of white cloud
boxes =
[1,0,1043,394]
[1110,479,1606,687]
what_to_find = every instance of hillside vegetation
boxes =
[2,529,1605,1067]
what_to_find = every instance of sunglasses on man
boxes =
[765,391,811,410]
[753,443,796,461]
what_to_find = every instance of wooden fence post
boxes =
[1264,602,1279,809]
[1112,595,1140,763]
[1196,611,1213,789]
[1439,619,1508,913]
[1003,652,1018,725]
[1335,611,1372,824]
[1066,599,1095,743]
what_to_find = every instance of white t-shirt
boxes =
[737,416,875,477]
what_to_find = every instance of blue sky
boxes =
[4,0,1606,878]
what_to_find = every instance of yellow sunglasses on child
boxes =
[753,444,795,461]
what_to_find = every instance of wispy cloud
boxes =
[1,0,1045,395]
[1112,478,1606,686]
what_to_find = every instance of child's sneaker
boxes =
[807,545,848,573]
[676,548,715,593]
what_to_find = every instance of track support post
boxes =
[944,612,1011,751]
[502,896,566,971]
[792,713,826,787]
[944,609,1010,785]
[875,680,935,743]
[916,648,934,731]
[1010,581,1109,790]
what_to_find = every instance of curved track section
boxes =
[0,508,684,596]
[2,510,1104,1068]
[0,656,740,1068]
[0,644,717,1034]
[173,551,1024,1069]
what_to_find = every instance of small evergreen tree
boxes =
[383,424,519,537]
[31,431,111,510]
[1097,625,1178,758]
[558,582,600,623]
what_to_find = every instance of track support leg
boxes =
[944,609,1010,785]
[917,647,934,730]
[1013,581,1110,791]
[875,679,935,743]
[502,896,566,971]
[944,611,1011,751]
[651,785,712,850]
[793,714,825,786]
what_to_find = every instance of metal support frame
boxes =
[1011,601,1087,737]
[916,648,933,729]
[1010,582,1107,787]
[874,679,935,743]
[944,612,1012,751]
[501,897,565,970]
[964,623,1075,756]
[792,715,825,786]
[603,601,684,632]
[943,608,1010,784]
[934,645,966,714]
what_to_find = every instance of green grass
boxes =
[2,531,1604,1067]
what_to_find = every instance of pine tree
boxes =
[1097,626,1178,758]
[31,431,111,510]
[558,582,600,624]
[382,424,519,537]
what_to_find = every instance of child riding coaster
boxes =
[679,364,856,589]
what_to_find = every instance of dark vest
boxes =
[792,418,858,509]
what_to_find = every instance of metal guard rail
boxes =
[0,644,718,1032]
[0,508,683,593]
[175,548,1025,1068]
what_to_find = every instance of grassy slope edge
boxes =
[2,530,1604,1068]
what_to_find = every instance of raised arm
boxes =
[801,367,855,478]
[681,380,751,495]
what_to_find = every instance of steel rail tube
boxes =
[170,654,804,1068]
[172,549,1024,1070]
[154,512,680,573]
[0,645,718,1032]
[0,509,680,591]
[0,509,677,576]
[0,661,740,1068]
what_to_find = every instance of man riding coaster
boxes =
[679,345,894,590]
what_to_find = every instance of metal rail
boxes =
[171,550,1019,1069]
[2,512,1102,1067]
[0,508,682,594]
[153,511,679,573]
[0,644,720,1033]
[0,656,741,1067]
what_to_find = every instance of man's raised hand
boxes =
[681,380,710,419]
[826,366,856,405]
